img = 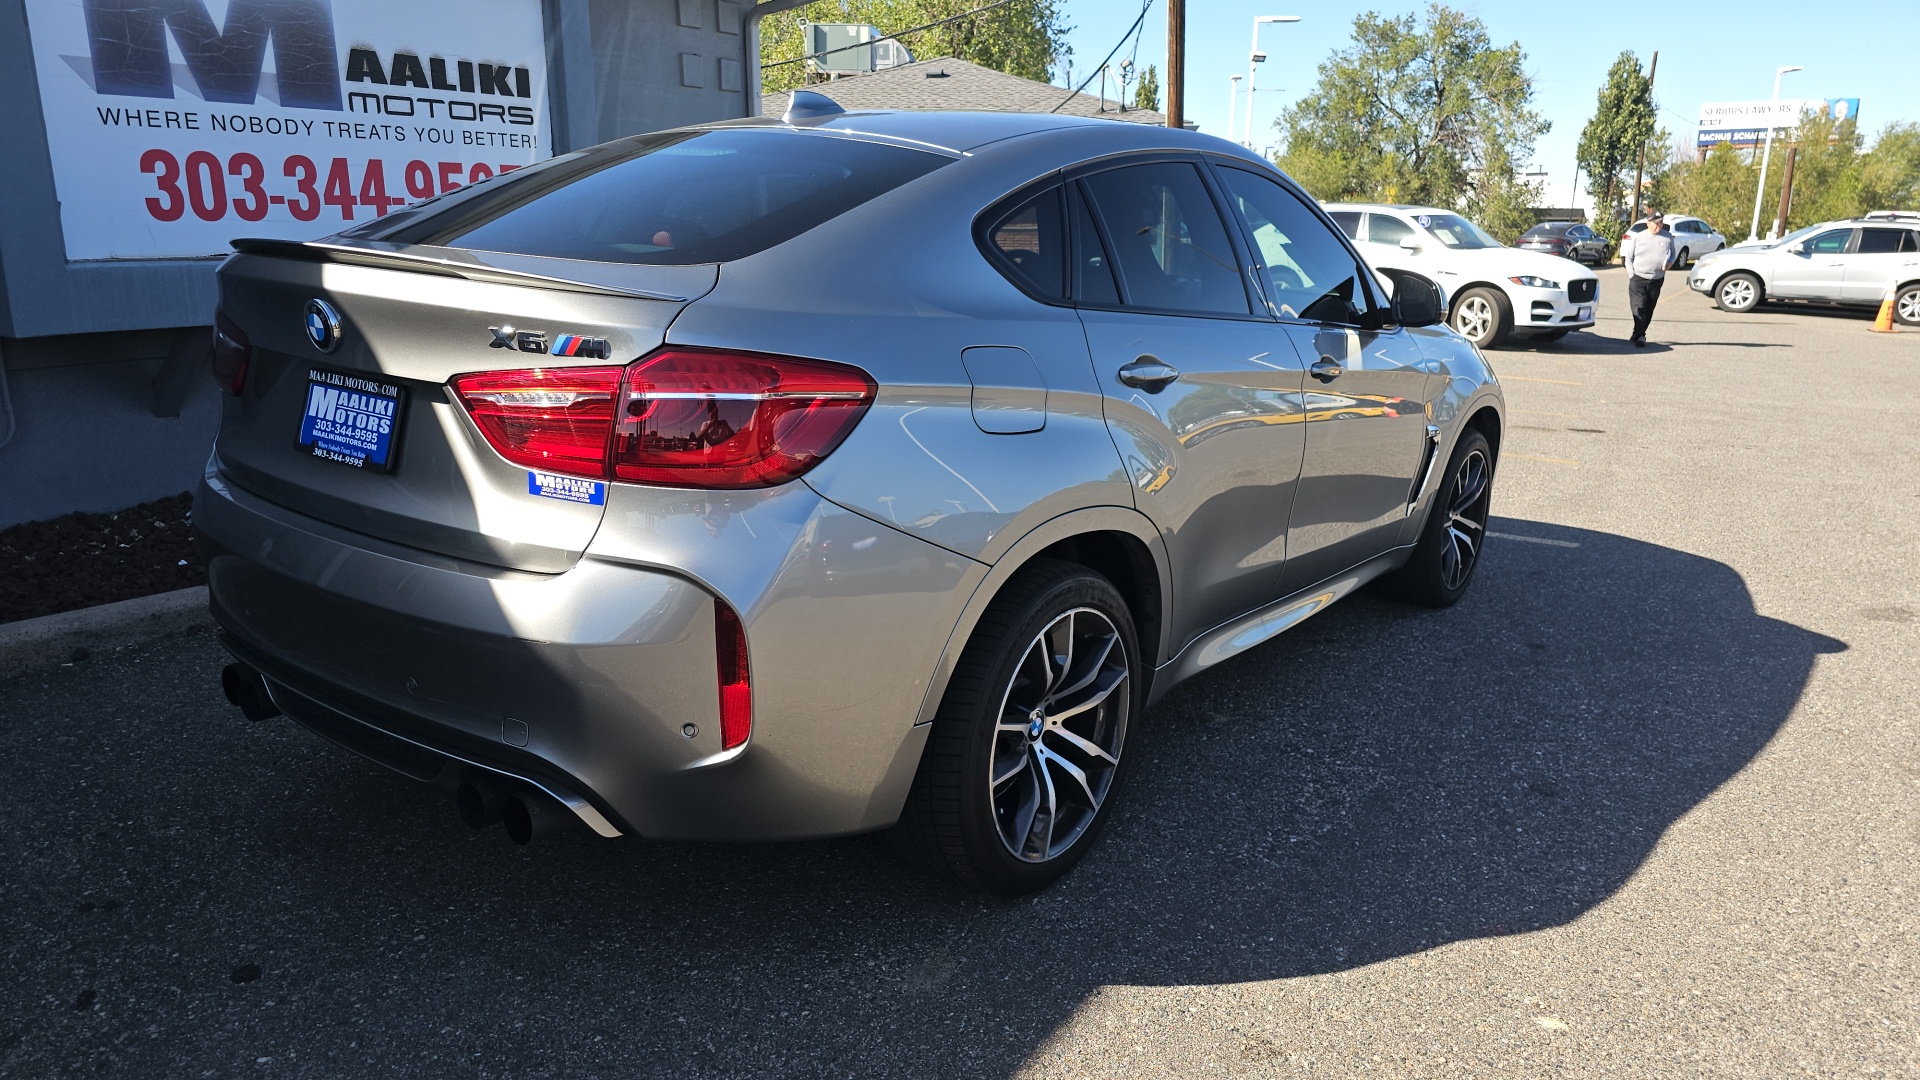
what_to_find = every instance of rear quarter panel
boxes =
[663,130,1143,568]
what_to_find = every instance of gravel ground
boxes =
[2,273,1915,1077]
[0,493,203,624]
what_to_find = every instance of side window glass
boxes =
[1070,188,1120,305]
[1367,214,1415,246]
[1569,225,1589,239]
[1081,163,1249,316]
[1215,166,1375,325]
[1328,211,1361,240]
[1904,231,1920,254]
[1857,228,1904,254]
[982,188,1065,300]
[1809,229,1852,254]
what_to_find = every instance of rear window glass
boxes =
[377,129,950,265]
[982,188,1066,300]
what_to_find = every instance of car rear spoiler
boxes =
[227,237,694,303]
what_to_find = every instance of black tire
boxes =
[1673,247,1690,270]
[888,559,1141,894]
[1715,272,1764,313]
[1449,286,1512,349]
[1381,428,1494,608]
[1896,282,1920,327]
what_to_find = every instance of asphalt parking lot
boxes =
[4,268,1916,1078]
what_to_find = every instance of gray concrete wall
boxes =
[591,0,751,140]
[0,338,221,528]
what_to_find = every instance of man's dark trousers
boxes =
[1627,274,1664,343]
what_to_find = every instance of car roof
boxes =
[703,107,1271,161]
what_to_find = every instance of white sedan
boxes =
[1325,203,1599,348]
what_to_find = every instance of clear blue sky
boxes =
[1053,0,1913,208]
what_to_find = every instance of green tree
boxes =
[1777,111,1863,229]
[759,0,1070,94]
[1859,122,1920,210]
[1663,141,1761,241]
[1575,52,1657,229]
[1464,146,1542,244]
[1274,4,1548,215]
[1133,63,1160,113]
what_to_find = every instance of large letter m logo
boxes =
[82,0,342,110]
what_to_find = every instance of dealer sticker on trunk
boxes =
[528,471,606,505]
[299,369,404,471]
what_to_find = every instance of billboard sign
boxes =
[23,0,552,261]
[1696,98,1861,147]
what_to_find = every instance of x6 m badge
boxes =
[488,325,612,360]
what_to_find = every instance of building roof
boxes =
[761,57,1172,127]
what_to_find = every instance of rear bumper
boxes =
[195,457,979,841]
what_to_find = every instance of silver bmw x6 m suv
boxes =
[198,96,1504,892]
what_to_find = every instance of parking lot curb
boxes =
[0,586,210,678]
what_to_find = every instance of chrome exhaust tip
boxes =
[220,663,282,722]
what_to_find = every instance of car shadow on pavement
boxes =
[1,521,1845,1077]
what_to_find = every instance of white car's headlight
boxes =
[1508,275,1559,289]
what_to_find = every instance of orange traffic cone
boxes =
[1872,284,1897,333]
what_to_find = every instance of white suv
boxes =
[1325,203,1599,348]
[1687,215,1920,324]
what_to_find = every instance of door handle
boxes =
[1310,357,1343,382]
[1118,356,1180,392]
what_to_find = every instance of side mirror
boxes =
[1787,242,1806,254]
[1398,235,1423,252]
[1379,268,1444,328]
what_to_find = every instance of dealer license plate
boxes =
[297,368,405,471]
[1576,305,1593,321]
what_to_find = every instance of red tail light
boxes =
[210,309,252,395]
[450,348,874,489]
[714,600,752,750]
[449,366,622,476]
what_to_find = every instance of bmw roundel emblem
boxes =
[304,298,341,353]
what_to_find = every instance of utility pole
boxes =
[1773,146,1799,237]
[1630,51,1658,223]
[1166,0,1185,129]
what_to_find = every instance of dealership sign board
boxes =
[23,0,552,261]
[1696,98,1861,147]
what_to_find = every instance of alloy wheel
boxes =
[1440,448,1492,591]
[987,607,1129,863]
[1454,296,1494,342]
[1898,288,1920,324]
[1720,278,1756,311]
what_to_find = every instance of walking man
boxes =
[1619,211,1675,347]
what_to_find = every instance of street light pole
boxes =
[1748,65,1802,242]
[1243,15,1300,148]
[1226,74,1241,145]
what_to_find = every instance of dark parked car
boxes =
[1517,221,1607,265]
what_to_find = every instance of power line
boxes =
[1052,0,1153,114]
[760,0,1024,70]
